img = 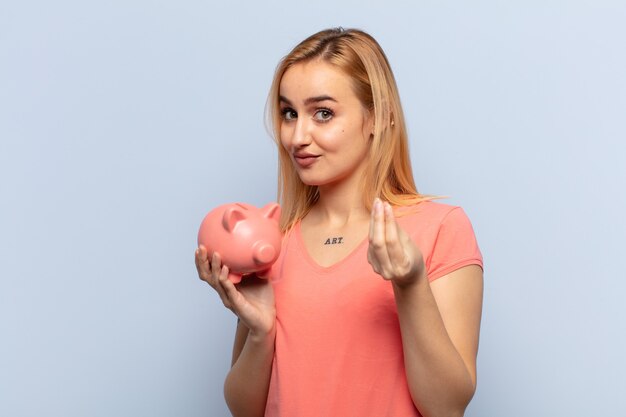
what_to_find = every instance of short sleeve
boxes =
[426,207,483,282]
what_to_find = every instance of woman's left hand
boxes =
[367,198,426,287]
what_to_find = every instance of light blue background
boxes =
[1,1,625,416]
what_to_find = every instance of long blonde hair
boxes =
[266,28,434,231]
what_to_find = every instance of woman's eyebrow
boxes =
[279,95,337,106]
[304,95,337,105]
[279,95,293,106]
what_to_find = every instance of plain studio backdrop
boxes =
[1,1,624,416]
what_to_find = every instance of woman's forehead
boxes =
[279,61,356,103]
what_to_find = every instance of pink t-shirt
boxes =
[265,201,483,417]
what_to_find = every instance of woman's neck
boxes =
[307,181,370,228]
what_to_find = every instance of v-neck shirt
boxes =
[265,201,483,417]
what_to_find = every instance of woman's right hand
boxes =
[195,245,276,338]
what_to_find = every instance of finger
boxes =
[366,248,373,265]
[218,266,243,311]
[195,245,206,271]
[371,199,385,245]
[215,265,233,309]
[211,252,222,279]
[369,198,378,241]
[367,250,382,275]
[195,246,212,283]
[384,202,405,263]
[370,199,391,275]
[367,199,382,273]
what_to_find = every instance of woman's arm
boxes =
[195,247,276,417]
[367,200,483,417]
[393,265,483,417]
[224,320,275,417]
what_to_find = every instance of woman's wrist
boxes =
[392,267,428,291]
[247,323,277,345]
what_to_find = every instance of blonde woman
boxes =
[195,28,483,417]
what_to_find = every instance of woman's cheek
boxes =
[317,127,343,151]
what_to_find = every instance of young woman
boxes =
[195,28,483,417]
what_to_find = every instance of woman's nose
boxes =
[291,118,312,147]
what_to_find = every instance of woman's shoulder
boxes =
[396,199,463,223]
[396,199,479,238]
[397,200,482,280]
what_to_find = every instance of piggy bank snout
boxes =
[252,241,277,265]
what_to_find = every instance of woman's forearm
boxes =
[224,329,276,417]
[393,276,476,417]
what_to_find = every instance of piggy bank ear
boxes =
[261,203,281,222]
[222,207,247,232]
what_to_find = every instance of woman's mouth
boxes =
[294,154,320,168]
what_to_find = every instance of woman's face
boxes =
[279,60,373,188]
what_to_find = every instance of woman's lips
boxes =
[294,155,320,168]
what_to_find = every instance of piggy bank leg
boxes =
[228,272,243,284]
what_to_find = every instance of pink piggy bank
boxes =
[197,202,282,283]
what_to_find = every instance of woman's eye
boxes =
[314,109,333,122]
[281,108,297,121]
